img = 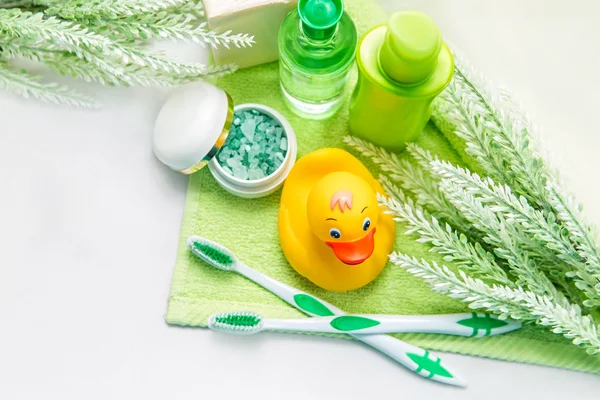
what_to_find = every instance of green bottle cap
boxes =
[379,11,443,84]
[298,0,343,40]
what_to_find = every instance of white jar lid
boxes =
[152,82,297,198]
[153,81,234,174]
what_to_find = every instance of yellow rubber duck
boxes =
[278,148,396,292]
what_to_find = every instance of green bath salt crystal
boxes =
[217,109,288,180]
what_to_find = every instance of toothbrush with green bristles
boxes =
[187,235,467,387]
[208,311,521,337]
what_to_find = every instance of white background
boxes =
[1,0,599,398]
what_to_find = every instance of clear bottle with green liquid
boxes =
[278,0,357,119]
[349,11,454,151]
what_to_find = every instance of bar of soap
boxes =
[204,0,297,69]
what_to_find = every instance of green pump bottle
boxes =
[348,11,454,151]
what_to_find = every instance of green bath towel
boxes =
[165,0,600,375]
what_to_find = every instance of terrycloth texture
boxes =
[166,0,600,375]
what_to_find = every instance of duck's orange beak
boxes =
[326,228,376,265]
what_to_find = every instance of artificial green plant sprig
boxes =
[445,56,600,302]
[430,161,584,300]
[0,0,254,106]
[37,0,189,18]
[434,59,600,308]
[547,185,600,306]
[344,136,469,234]
[433,168,563,300]
[378,192,512,286]
[0,58,95,105]
[38,0,251,49]
[2,38,235,87]
[432,54,549,208]
[431,161,582,275]
[392,254,600,354]
[346,55,600,354]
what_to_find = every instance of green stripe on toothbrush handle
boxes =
[188,237,465,386]
[330,316,380,331]
[290,296,463,384]
[456,312,509,337]
[293,294,335,317]
[407,351,454,379]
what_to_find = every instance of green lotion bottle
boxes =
[278,0,357,119]
[349,11,454,150]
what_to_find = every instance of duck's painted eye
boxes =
[362,217,371,231]
[329,228,341,239]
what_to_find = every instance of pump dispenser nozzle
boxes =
[379,11,442,84]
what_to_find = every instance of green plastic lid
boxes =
[379,11,443,84]
[298,0,343,40]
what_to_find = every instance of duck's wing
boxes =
[278,207,310,275]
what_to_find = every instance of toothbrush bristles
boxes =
[208,311,264,334]
[187,236,236,270]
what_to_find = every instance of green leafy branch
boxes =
[346,53,600,354]
[379,193,512,286]
[0,59,97,107]
[393,254,600,355]
[0,1,254,106]
[344,136,468,233]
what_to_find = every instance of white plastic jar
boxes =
[153,82,297,198]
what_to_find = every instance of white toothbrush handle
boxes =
[263,313,520,337]
[354,334,463,386]
[236,263,467,387]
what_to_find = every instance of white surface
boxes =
[1,0,599,398]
